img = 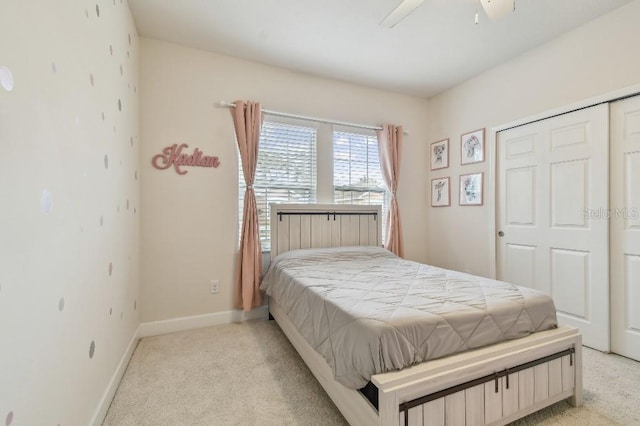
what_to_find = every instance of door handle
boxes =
[498,231,505,237]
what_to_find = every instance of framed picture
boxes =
[459,173,483,206]
[431,177,450,207]
[460,128,485,165]
[430,139,449,170]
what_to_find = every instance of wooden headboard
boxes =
[270,204,382,258]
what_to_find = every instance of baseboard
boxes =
[138,305,269,338]
[90,326,140,426]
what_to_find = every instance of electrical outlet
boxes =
[210,279,220,294]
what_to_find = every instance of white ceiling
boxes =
[128,0,633,98]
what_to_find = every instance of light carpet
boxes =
[103,320,640,425]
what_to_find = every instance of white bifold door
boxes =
[611,96,640,361]
[497,104,610,351]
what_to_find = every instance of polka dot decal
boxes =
[58,298,65,312]
[0,66,15,92]
[104,154,109,169]
[41,189,53,214]
[89,341,95,359]
[5,411,14,426]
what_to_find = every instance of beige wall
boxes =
[0,1,139,425]
[139,38,429,322]
[426,0,640,277]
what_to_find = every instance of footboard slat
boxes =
[502,371,518,418]
[445,392,465,425]
[484,380,502,424]
[423,399,444,424]
[549,358,563,397]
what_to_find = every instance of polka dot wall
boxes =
[0,1,139,425]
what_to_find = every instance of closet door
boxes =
[611,95,640,361]
[497,104,609,351]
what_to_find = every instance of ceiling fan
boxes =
[380,0,516,28]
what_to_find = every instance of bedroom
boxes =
[1,0,639,425]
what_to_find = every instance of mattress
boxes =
[260,246,558,389]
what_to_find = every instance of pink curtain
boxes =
[231,100,264,311]
[377,124,404,257]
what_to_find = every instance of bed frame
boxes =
[268,204,583,426]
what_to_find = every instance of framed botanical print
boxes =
[460,128,485,165]
[430,139,449,170]
[459,173,483,206]
[431,177,450,207]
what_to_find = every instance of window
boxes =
[238,122,389,251]
[239,121,317,250]
[333,130,388,236]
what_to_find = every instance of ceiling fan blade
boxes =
[380,0,425,28]
[480,0,514,20]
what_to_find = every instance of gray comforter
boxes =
[260,246,558,389]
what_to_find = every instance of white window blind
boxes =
[239,121,317,250]
[333,130,388,241]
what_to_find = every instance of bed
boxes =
[263,204,582,426]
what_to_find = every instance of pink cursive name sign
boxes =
[152,143,220,175]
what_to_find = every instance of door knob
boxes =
[498,231,505,237]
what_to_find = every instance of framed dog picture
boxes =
[460,129,485,165]
[430,139,449,170]
[459,173,483,206]
[431,177,450,207]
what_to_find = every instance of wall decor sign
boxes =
[152,143,220,175]
[460,128,485,165]
[430,138,449,170]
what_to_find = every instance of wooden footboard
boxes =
[269,299,582,426]
[386,339,581,425]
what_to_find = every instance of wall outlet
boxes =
[210,279,220,294]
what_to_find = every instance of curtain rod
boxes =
[217,101,408,134]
